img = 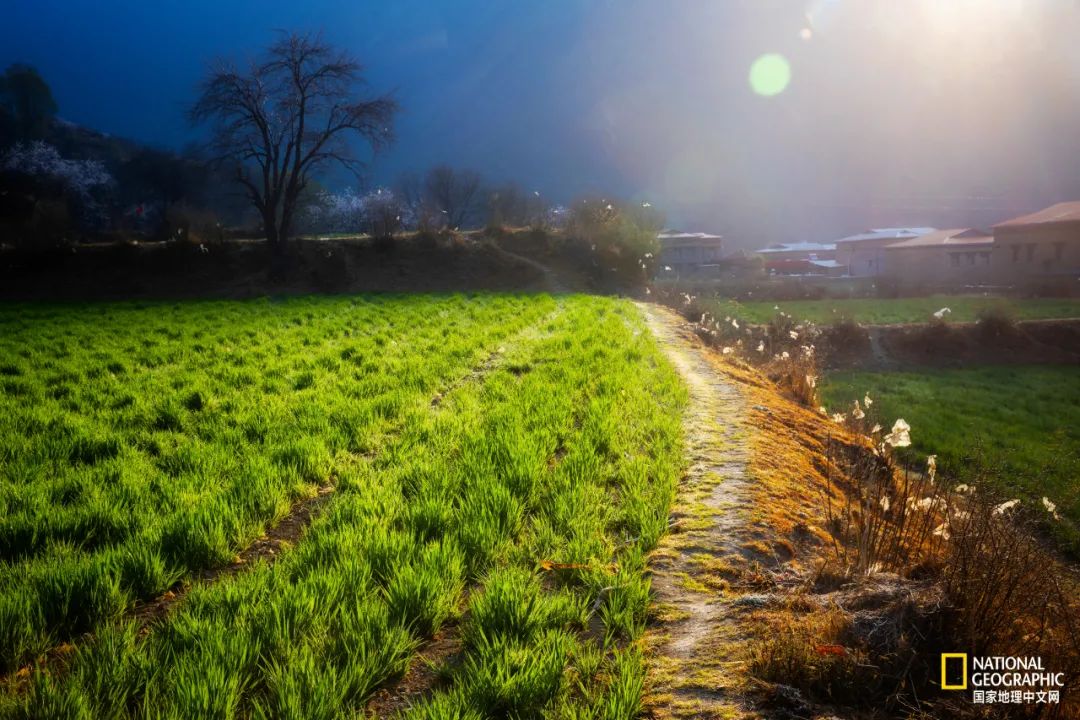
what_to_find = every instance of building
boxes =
[883,229,994,287]
[756,242,838,276]
[834,227,936,277]
[657,230,724,276]
[991,202,1080,285]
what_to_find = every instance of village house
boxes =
[991,201,1080,287]
[656,230,724,276]
[834,227,936,277]
[756,241,842,276]
[882,228,994,288]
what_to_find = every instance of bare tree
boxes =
[191,32,397,262]
[423,165,483,229]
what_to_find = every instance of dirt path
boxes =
[638,303,763,720]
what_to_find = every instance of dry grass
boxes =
[658,312,1080,718]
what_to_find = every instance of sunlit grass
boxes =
[0,294,555,673]
[0,295,686,718]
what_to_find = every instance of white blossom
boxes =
[3,141,112,203]
[883,419,911,448]
[993,499,1020,515]
[851,400,865,420]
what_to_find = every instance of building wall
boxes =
[757,248,836,262]
[837,241,892,277]
[884,247,994,287]
[659,242,724,273]
[991,225,1080,284]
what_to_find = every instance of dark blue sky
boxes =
[5,0,1080,244]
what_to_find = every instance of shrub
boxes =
[796,412,1080,715]
[564,197,663,288]
[976,305,1022,344]
[818,316,870,366]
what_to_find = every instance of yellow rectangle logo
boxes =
[941,653,968,690]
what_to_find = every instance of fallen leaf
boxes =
[814,644,847,657]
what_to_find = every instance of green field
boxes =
[0,295,685,718]
[707,295,1080,326]
[821,366,1080,550]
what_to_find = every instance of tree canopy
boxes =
[191,32,397,258]
[0,64,59,145]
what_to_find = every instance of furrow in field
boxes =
[122,302,567,630]
[365,320,588,716]
[386,300,687,719]
[0,299,565,692]
[4,297,685,719]
[2,297,591,716]
[2,295,682,716]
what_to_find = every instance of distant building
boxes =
[883,229,994,287]
[756,242,838,276]
[657,230,724,276]
[991,202,1080,285]
[834,228,936,277]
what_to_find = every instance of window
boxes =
[966,252,976,266]
[1053,242,1065,261]
[978,252,990,265]
[1011,245,1021,262]
[1026,244,1036,262]
[950,254,960,267]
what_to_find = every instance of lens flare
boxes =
[749,53,791,97]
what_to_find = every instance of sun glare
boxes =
[749,53,791,97]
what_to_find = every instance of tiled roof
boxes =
[757,242,837,254]
[885,228,992,249]
[836,227,936,243]
[657,231,723,240]
[994,201,1080,228]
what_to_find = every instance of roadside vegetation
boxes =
[0,294,686,718]
[651,293,1080,717]
[822,365,1080,553]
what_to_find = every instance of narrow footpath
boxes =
[638,303,763,720]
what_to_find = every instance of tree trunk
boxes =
[263,210,288,281]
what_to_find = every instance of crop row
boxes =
[0,294,556,672]
[3,296,686,719]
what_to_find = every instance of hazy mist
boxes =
[4,0,1080,248]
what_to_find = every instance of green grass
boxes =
[706,295,1080,325]
[0,294,686,718]
[821,365,1080,552]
